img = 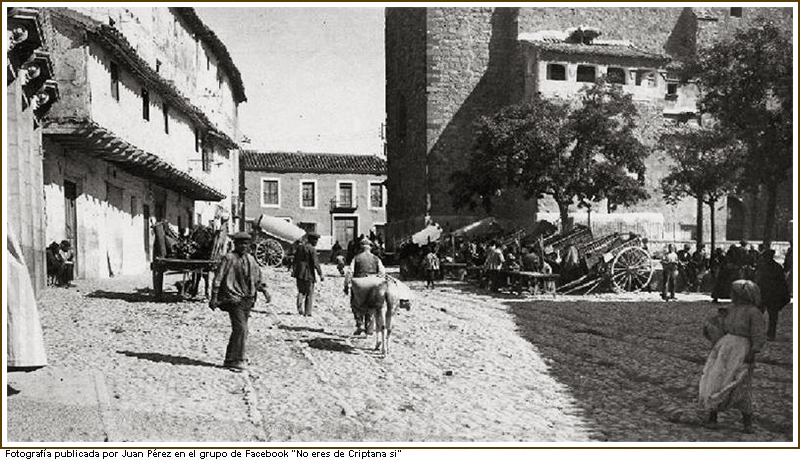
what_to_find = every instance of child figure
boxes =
[422,244,441,289]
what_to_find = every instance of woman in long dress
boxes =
[698,280,766,433]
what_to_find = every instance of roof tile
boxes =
[241,151,386,175]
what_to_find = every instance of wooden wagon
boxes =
[552,229,655,294]
[150,222,228,299]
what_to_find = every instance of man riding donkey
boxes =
[343,236,412,355]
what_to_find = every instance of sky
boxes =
[195,6,386,156]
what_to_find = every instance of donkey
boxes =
[187,225,216,298]
[348,275,412,356]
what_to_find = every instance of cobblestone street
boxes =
[5,264,794,444]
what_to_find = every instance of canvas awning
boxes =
[43,119,225,201]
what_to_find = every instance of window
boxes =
[730,7,742,18]
[261,179,280,207]
[369,182,384,208]
[301,181,316,208]
[201,148,212,172]
[298,222,317,234]
[338,182,354,208]
[195,128,201,152]
[634,69,657,87]
[110,62,119,101]
[606,67,626,84]
[155,59,162,73]
[666,82,678,100]
[576,65,596,83]
[163,103,169,134]
[546,63,566,81]
[141,88,149,120]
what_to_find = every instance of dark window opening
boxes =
[155,59,162,73]
[666,82,679,100]
[163,103,169,134]
[141,89,149,120]
[370,183,383,208]
[547,63,566,81]
[110,62,119,101]
[635,69,657,87]
[576,65,596,83]
[195,128,201,152]
[301,182,315,207]
[338,183,353,208]
[262,180,279,206]
[607,67,626,84]
[730,7,742,18]
[299,222,317,234]
[202,148,212,172]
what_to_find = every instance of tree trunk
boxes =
[696,197,704,247]
[709,199,716,255]
[558,201,572,232]
[763,182,778,249]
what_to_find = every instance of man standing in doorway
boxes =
[292,232,325,316]
[210,231,270,372]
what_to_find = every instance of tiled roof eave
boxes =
[43,118,226,201]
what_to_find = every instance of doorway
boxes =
[333,216,358,247]
[143,204,151,261]
[64,180,78,274]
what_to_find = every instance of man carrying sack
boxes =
[344,236,386,336]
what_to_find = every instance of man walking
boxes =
[210,231,270,372]
[292,232,324,316]
[345,236,385,335]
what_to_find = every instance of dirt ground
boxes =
[10,263,794,443]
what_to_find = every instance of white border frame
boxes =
[299,178,318,210]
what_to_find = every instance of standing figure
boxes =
[754,249,790,340]
[345,236,385,335]
[482,240,505,291]
[677,244,692,291]
[661,244,679,301]
[210,232,270,372]
[698,280,766,433]
[57,240,75,286]
[292,232,325,316]
[422,244,441,289]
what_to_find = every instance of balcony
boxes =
[329,197,358,213]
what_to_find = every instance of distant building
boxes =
[39,7,245,279]
[240,151,387,249]
[7,7,61,294]
[385,6,793,245]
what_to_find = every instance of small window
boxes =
[301,181,316,208]
[162,103,169,134]
[338,183,354,208]
[261,179,279,207]
[195,128,201,152]
[110,62,119,101]
[635,69,657,87]
[576,65,596,83]
[607,67,626,84]
[201,148,212,172]
[298,222,317,234]
[141,89,149,120]
[547,63,566,81]
[369,182,384,208]
[155,59,162,73]
[730,7,742,18]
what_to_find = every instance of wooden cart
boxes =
[150,222,228,299]
[249,214,306,267]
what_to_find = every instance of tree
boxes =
[683,21,792,246]
[659,125,743,253]
[450,79,649,230]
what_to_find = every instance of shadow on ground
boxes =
[87,289,184,304]
[304,337,355,354]
[117,351,219,368]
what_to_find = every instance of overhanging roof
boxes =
[522,40,670,66]
[44,118,226,201]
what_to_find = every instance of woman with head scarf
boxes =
[698,280,766,433]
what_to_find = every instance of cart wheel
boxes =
[610,247,653,292]
[253,238,284,267]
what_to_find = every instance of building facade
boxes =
[6,7,61,294]
[384,6,793,246]
[240,151,387,250]
[39,7,245,279]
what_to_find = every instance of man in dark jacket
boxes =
[292,232,324,316]
[210,232,270,372]
[755,249,790,340]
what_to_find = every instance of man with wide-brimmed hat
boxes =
[210,231,270,372]
[344,236,385,335]
[292,231,325,316]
